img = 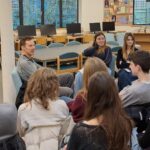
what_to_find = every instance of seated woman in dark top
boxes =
[116,32,138,91]
[83,32,112,67]
[68,72,133,150]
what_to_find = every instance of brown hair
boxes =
[122,32,135,60]
[92,32,107,53]
[20,36,34,48]
[129,50,150,73]
[84,72,133,150]
[83,57,108,91]
[24,68,59,109]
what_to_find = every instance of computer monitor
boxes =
[89,22,101,33]
[102,22,115,32]
[40,24,56,36]
[66,23,81,35]
[17,25,36,37]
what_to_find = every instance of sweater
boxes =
[83,46,112,67]
[119,80,150,107]
[17,99,69,150]
[67,92,86,123]
[67,122,108,150]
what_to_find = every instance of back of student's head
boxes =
[84,71,133,150]
[129,50,150,73]
[83,57,108,90]
[24,67,59,109]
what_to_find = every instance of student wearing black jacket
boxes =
[116,32,138,91]
[83,32,112,67]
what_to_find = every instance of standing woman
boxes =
[83,32,112,67]
[116,32,138,91]
[68,72,133,150]
[17,68,69,150]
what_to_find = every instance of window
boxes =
[12,0,78,29]
[12,0,19,29]
[23,0,41,27]
[62,0,78,27]
[44,0,60,27]
[133,0,150,24]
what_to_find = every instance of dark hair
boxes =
[84,72,133,150]
[92,32,106,48]
[20,36,34,47]
[24,68,59,110]
[129,50,150,73]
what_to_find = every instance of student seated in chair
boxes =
[68,57,108,123]
[116,32,138,91]
[68,72,133,150]
[119,50,150,108]
[17,68,70,150]
[16,37,74,109]
[83,32,112,67]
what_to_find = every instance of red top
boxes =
[67,92,86,123]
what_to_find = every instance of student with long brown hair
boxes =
[68,72,133,150]
[116,32,138,91]
[83,32,112,67]
[67,57,108,123]
[17,68,69,150]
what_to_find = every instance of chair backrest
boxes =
[66,41,81,46]
[105,33,115,42]
[0,104,17,140]
[12,67,22,95]
[48,42,64,48]
[111,46,122,54]
[59,52,79,59]
[0,104,26,150]
[109,54,116,77]
[116,32,125,46]
[57,52,80,74]
[35,44,47,49]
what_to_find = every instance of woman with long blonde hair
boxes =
[17,68,69,150]
[67,57,108,123]
[116,32,138,91]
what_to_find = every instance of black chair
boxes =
[125,102,150,132]
[0,104,26,150]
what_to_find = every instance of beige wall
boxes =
[79,0,104,32]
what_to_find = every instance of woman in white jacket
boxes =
[17,68,69,150]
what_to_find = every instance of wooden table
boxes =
[133,33,150,51]
[34,43,90,67]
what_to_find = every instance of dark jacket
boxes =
[83,46,112,67]
[116,48,138,69]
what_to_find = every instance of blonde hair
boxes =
[24,67,59,109]
[83,57,108,91]
[122,32,135,60]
